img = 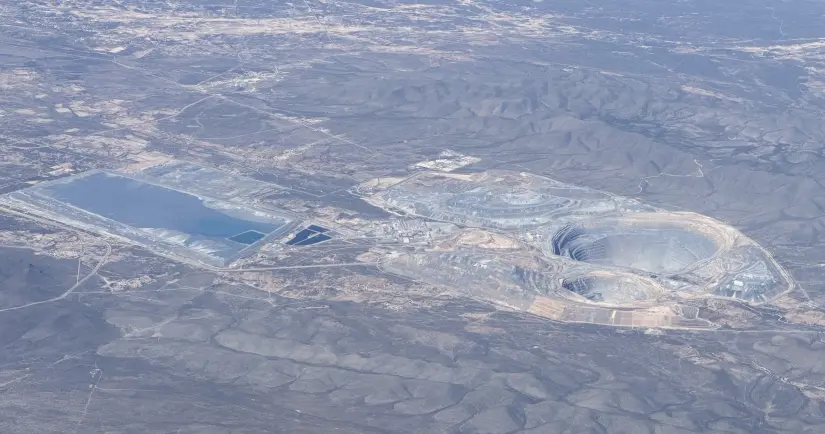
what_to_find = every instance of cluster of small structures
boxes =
[412,150,481,173]
[351,219,459,245]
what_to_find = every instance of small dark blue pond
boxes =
[286,225,332,246]
[296,234,331,246]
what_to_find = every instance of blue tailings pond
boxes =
[42,172,286,240]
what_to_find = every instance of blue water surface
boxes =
[43,172,284,239]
